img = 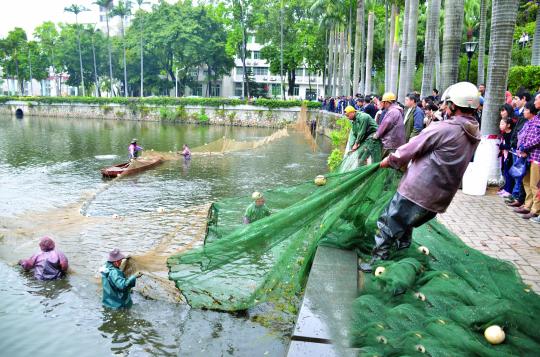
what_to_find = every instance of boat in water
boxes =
[100,157,163,178]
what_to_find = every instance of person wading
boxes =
[101,249,143,309]
[19,236,69,280]
[243,192,271,224]
[360,82,481,272]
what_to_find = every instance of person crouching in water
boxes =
[359,82,481,272]
[101,249,143,309]
[243,192,271,224]
[128,138,143,160]
[19,236,69,280]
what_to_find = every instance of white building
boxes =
[185,34,324,100]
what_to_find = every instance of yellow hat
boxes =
[381,92,397,102]
[252,191,263,200]
[344,105,356,114]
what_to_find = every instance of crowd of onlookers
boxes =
[318,84,540,223]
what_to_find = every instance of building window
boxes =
[295,68,304,77]
[293,85,300,96]
[210,84,221,97]
[253,51,261,59]
[271,83,281,97]
[191,83,203,96]
[306,89,317,101]
[253,67,268,76]
[236,67,244,76]
[235,82,243,97]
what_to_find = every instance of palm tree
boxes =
[352,0,365,95]
[421,0,441,98]
[482,0,519,136]
[86,26,101,97]
[397,0,410,102]
[477,0,488,85]
[364,11,374,95]
[389,4,399,93]
[405,0,419,95]
[94,0,114,97]
[111,1,131,97]
[64,4,89,96]
[135,0,149,97]
[532,3,540,65]
[440,0,464,93]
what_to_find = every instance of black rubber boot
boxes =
[359,257,381,272]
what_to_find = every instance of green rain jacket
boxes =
[244,202,271,223]
[350,112,378,146]
[101,261,137,309]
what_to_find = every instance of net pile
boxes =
[167,136,540,354]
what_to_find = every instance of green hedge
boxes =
[507,66,540,94]
[0,95,322,109]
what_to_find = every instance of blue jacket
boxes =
[101,262,137,309]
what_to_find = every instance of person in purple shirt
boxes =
[373,92,406,157]
[181,144,191,160]
[360,82,481,273]
[128,138,143,160]
[19,236,69,280]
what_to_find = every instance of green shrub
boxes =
[327,116,351,172]
[159,107,174,120]
[100,105,113,114]
[327,149,344,173]
[198,108,209,122]
[175,106,188,121]
[139,105,151,117]
[507,65,540,94]
[115,111,126,119]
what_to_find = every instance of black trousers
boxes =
[373,192,437,259]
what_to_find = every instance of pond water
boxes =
[0,115,331,356]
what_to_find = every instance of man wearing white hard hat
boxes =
[360,82,481,273]
[243,192,271,224]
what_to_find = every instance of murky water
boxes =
[0,115,330,356]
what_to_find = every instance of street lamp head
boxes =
[464,41,478,56]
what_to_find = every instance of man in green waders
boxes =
[101,249,143,309]
[243,192,271,224]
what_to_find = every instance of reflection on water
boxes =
[0,115,330,355]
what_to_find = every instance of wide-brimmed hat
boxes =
[39,236,55,252]
[131,138,137,144]
[108,248,126,262]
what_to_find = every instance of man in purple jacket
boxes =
[373,92,406,157]
[19,236,69,280]
[360,82,481,272]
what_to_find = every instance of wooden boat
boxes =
[101,157,163,178]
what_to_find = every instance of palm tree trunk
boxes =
[421,0,441,98]
[75,15,85,96]
[405,0,419,95]
[384,0,389,91]
[28,49,33,95]
[327,26,335,96]
[121,17,128,97]
[332,28,339,96]
[322,28,328,97]
[435,31,441,90]
[387,2,396,92]
[91,34,100,97]
[337,29,345,95]
[389,4,399,93]
[532,5,540,65]
[352,0,364,95]
[346,2,353,96]
[364,12,374,95]
[105,13,114,97]
[397,0,410,102]
[482,0,519,136]
[441,0,464,93]
[477,0,488,85]
[140,19,144,96]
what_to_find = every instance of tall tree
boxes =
[532,3,540,65]
[364,11,374,94]
[135,0,149,97]
[440,0,464,93]
[0,28,28,94]
[482,0,519,136]
[94,0,114,96]
[397,0,410,102]
[405,0,419,94]
[64,4,89,96]
[421,0,441,97]
[34,22,59,96]
[477,0,488,85]
[111,0,131,97]
[352,0,365,95]
[389,4,399,93]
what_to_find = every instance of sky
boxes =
[0,0,163,39]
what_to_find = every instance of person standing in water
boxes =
[128,139,143,160]
[19,236,69,280]
[180,144,191,160]
[243,192,271,224]
[101,249,143,309]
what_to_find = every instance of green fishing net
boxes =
[167,135,540,354]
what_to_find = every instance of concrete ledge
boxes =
[287,246,358,356]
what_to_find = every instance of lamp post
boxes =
[463,41,478,82]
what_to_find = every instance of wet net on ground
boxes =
[167,131,540,354]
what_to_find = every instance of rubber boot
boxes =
[359,235,392,273]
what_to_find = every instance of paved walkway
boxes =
[438,189,540,293]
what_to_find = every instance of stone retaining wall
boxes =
[0,101,340,131]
